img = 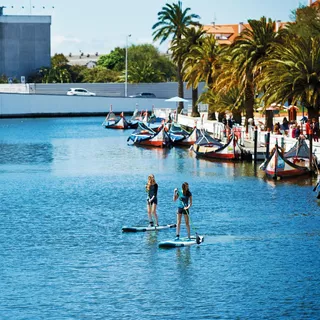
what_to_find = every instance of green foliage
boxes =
[80,66,121,83]
[288,5,320,38]
[0,74,19,83]
[257,36,320,116]
[97,47,125,71]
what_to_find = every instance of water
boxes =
[0,117,319,320]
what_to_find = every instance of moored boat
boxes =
[127,122,170,148]
[260,143,312,179]
[168,123,199,146]
[192,131,243,161]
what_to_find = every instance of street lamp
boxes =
[125,34,131,97]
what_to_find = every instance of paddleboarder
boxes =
[146,174,159,227]
[173,182,192,240]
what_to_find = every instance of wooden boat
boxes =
[284,138,314,167]
[103,112,130,129]
[192,131,243,161]
[260,143,311,179]
[127,122,170,148]
[167,123,199,146]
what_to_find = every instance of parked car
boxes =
[67,88,96,96]
[129,92,156,98]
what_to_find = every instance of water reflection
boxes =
[129,145,171,159]
[0,143,53,164]
[176,247,191,268]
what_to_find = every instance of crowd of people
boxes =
[273,117,319,141]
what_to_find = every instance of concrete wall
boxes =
[0,82,206,98]
[0,93,187,117]
[33,82,206,99]
[0,15,51,80]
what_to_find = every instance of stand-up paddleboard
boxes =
[159,235,204,248]
[122,224,176,233]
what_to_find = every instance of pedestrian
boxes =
[282,117,289,135]
[173,182,192,240]
[311,117,319,142]
[305,119,312,139]
[146,174,159,227]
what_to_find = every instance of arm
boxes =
[173,188,178,201]
[185,195,192,210]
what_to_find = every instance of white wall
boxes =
[0,93,184,116]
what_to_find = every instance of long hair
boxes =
[182,182,189,196]
[146,174,156,190]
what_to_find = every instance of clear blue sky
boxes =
[4,0,308,55]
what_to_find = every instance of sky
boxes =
[3,0,309,55]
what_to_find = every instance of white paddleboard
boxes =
[122,223,176,233]
[159,235,204,248]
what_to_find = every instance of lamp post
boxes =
[125,34,131,97]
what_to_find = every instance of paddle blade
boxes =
[196,234,201,244]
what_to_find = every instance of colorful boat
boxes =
[284,138,314,168]
[127,122,170,148]
[167,123,199,146]
[192,131,242,161]
[260,143,311,179]
[103,112,130,129]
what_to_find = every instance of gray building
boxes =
[0,8,51,81]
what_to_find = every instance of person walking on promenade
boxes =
[305,119,312,139]
[173,182,192,240]
[146,174,159,227]
[311,118,319,142]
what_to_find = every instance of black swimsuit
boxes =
[147,184,158,205]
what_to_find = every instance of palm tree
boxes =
[152,1,200,111]
[183,35,221,120]
[171,26,205,116]
[257,36,320,119]
[227,17,281,128]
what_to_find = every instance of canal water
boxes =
[0,117,319,320]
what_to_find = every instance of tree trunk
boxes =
[232,110,242,125]
[307,106,320,121]
[191,86,200,117]
[208,104,217,120]
[177,58,184,113]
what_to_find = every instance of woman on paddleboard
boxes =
[173,182,192,240]
[146,174,159,227]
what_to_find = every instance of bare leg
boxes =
[184,214,191,238]
[152,203,158,225]
[147,203,152,224]
[176,213,182,237]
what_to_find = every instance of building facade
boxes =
[0,12,51,81]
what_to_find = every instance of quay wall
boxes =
[0,93,178,118]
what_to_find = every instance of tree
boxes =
[80,66,120,83]
[97,44,176,83]
[257,36,320,119]
[97,47,125,71]
[288,5,320,38]
[171,26,205,117]
[183,35,221,120]
[152,1,200,111]
[227,17,281,128]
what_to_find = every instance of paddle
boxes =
[313,181,319,192]
[185,208,201,244]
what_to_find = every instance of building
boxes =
[203,21,286,46]
[0,7,51,81]
[203,0,316,45]
[67,52,100,68]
